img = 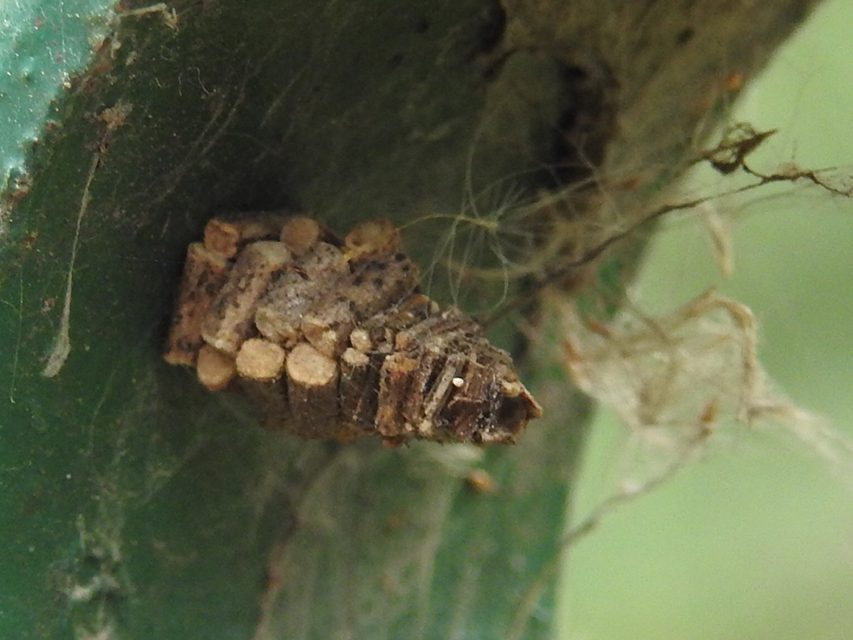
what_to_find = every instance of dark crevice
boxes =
[549,60,618,185]
[676,27,695,45]
[412,16,430,34]
[466,0,507,61]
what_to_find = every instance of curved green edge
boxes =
[0,0,114,201]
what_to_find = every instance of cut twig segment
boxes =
[285,342,340,438]
[376,353,420,440]
[163,243,229,366]
[235,338,286,381]
[238,377,290,431]
[203,215,288,259]
[201,241,293,355]
[339,347,377,431]
[279,216,324,255]
[196,345,236,391]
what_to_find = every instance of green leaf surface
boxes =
[0,2,591,638]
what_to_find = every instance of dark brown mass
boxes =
[164,215,541,445]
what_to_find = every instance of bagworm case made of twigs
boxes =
[164,215,541,445]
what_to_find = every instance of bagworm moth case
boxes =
[164,215,541,445]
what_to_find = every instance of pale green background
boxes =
[559,1,853,638]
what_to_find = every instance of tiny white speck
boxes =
[66,474,72,480]
[452,377,464,388]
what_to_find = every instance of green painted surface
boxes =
[0,0,113,196]
[0,2,590,638]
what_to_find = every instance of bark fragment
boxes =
[339,347,377,432]
[163,242,230,366]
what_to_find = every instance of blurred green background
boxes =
[558,1,853,638]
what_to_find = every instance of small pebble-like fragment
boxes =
[203,219,241,259]
[349,293,433,356]
[280,216,323,255]
[204,215,287,259]
[201,241,293,355]
[196,345,237,391]
[349,327,373,353]
[465,468,497,494]
[235,338,286,381]
[345,219,401,258]
[163,243,229,366]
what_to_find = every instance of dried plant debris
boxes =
[556,289,853,485]
[700,122,777,175]
[164,215,542,445]
[559,291,771,450]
